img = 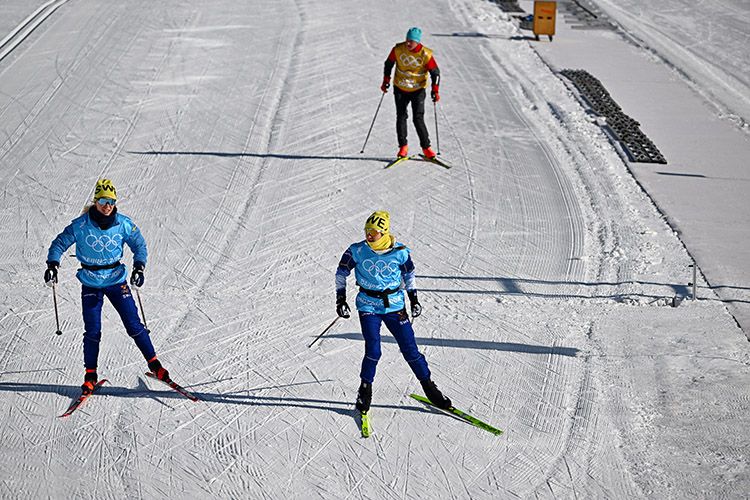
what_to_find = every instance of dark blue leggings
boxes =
[358,310,430,384]
[81,283,155,369]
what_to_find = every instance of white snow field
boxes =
[592,0,750,128]
[0,0,748,498]
[542,0,750,336]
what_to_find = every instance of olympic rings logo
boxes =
[362,259,399,278]
[399,53,424,67]
[85,233,123,253]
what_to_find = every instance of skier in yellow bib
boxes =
[381,27,441,160]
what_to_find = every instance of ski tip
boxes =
[145,372,200,402]
[410,393,503,436]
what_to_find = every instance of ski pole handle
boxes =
[308,316,341,348]
[52,282,62,335]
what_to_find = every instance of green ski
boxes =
[360,411,371,438]
[410,393,503,436]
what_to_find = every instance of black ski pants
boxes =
[394,87,431,149]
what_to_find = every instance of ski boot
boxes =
[397,145,409,158]
[355,381,372,413]
[422,146,437,160]
[81,369,98,395]
[421,379,451,409]
[147,357,170,381]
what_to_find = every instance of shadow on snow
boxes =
[414,274,750,304]
[326,333,579,357]
[128,150,390,163]
[0,380,432,420]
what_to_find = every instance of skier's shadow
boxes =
[325,333,580,357]
[128,150,390,163]
[0,380,434,425]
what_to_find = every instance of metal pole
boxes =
[308,316,340,348]
[52,281,62,335]
[135,287,148,329]
[360,92,385,154]
[433,101,440,155]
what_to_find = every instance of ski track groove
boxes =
[492,48,584,277]
[439,41,481,275]
[1,4,193,494]
[163,6,299,370]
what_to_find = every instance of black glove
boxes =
[336,292,351,319]
[130,261,145,288]
[44,261,59,286]
[408,290,422,318]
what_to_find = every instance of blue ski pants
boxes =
[81,282,155,369]
[358,309,431,384]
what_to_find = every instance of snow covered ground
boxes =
[0,0,748,498]
[592,0,750,128]
[527,0,750,334]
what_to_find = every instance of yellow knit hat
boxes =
[364,210,390,234]
[94,179,117,201]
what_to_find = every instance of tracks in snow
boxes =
[0,0,71,64]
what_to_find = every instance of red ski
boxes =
[59,379,108,418]
[145,372,199,401]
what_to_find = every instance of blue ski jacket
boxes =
[336,240,416,314]
[47,211,147,289]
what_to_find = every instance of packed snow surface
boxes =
[0,0,747,498]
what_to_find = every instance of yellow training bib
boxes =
[393,42,433,92]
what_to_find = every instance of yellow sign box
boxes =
[533,1,557,41]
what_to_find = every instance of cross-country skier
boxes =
[381,27,441,160]
[45,179,169,394]
[335,210,452,413]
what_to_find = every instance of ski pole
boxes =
[135,287,148,329]
[52,281,62,335]
[360,92,386,154]
[308,316,340,348]
[433,101,440,155]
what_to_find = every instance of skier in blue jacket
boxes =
[45,179,169,394]
[336,210,451,413]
